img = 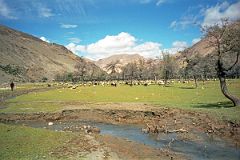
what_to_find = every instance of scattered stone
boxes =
[166,128,188,133]
[48,122,53,126]
[85,126,101,134]
[207,129,213,133]
[141,128,150,134]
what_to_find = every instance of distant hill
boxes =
[186,37,214,57]
[0,25,102,83]
[174,36,215,64]
[176,21,240,64]
[95,54,145,73]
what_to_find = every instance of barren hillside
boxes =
[0,25,102,83]
[95,54,145,73]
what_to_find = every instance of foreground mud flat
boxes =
[0,107,240,159]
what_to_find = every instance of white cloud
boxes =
[169,5,205,30]
[156,0,166,6]
[133,42,162,58]
[192,38,201,45]
[68,37,81,43]
[66,43,86,54]
[66,32,162,60]
[170,15,199,30]
[39,7,54,18]
[60,23,78,29]
[202,1,240,26]
[139,0,166,6]
[164,41,188,54]
[172,41,188,49]
[139,0,152,4]
[0,0,17,19]
[40,36,50,43]
[170,21,177,28]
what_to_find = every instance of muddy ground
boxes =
[0,104,239,159]
[0,107,239,146]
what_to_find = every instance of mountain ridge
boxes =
[0,24,102,83]
[94,53,145,73]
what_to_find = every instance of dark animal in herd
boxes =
[111,83,117,87]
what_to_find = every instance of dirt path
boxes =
[0,85,60,103]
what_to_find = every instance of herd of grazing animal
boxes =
[50,78,216,90]
[52,80,175,90]
[3,78,217,92]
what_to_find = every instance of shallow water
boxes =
[9,120,240,160]
[96,122,240,160]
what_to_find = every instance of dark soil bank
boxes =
[0,107,239,147]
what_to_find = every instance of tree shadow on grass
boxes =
[193,101,234,109]
[179,87,196,89]
[164,85,173,87]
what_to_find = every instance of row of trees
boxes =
[55,38,239,89]
[55,58,107,82]
[104,53,219,85]
[55,20,239,106]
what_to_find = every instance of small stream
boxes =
[7,120,240,160]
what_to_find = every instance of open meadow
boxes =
[1,79,240,121]
[0,80,240,159]
[1,1,240,159]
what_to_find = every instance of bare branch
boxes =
[224,53,240,71]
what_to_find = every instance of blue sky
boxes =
[0,0,239,60]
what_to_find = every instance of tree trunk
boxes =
[130,73,133,86]
[154,75,157,83]
[193,76,198,88]
[164,71,169,87]
[122,73,125,81]
[219,76,240,106]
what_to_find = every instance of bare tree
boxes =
[105,60,120,74]
[203,20,240,106]
[185,54,203,88]
[123,62,138,85]
[162,52,177,86]
[137,59,145,80]
[89,66,95,81]
[75,58,87,81]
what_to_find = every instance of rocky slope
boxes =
[176,21,240,65]
[0,25,102,83]
[95,54,145,73]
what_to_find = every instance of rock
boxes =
[141,128,150,133]
[144,111,155,117]
[91,127,101,133]
[48,122,53,126]
[167,128,188,133]
[146,123,159,133]
[207,129,213,133]
[85,127,101,134]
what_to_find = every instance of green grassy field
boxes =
[0,83,49,93]
[0,80,240,159]
[0,123,78,160]
[1,80,240,121]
